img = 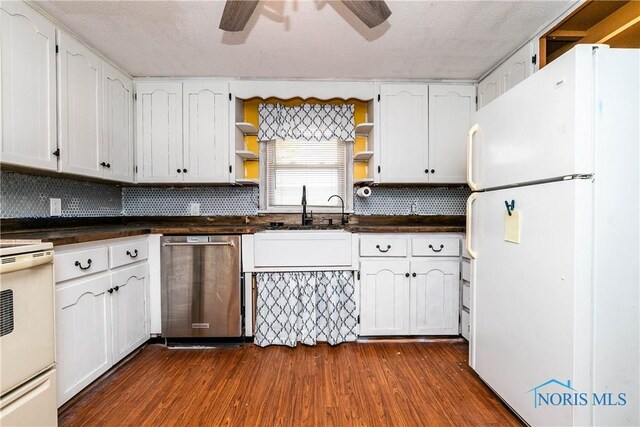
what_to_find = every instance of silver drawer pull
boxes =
[429,244,444,253]
[162,242,234,247]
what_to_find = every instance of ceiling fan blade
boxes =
[341,0,392,29]
[219,0,260,32]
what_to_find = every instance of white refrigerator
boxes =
[466,44,639,426]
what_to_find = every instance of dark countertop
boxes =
[0,215,465,246]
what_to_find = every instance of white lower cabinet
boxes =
[110,264,149,364]
[359,234,461,337]
[410,259,460,335]
[55,237,149,407]
[360,260,411,336]
[56,274,112,406]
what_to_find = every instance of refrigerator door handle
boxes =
[467,124,479,191]
[466,193,478,259]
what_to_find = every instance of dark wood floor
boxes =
[59,340,521,426]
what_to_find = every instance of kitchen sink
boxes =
[264,224,344,231]
[251,230,354,268]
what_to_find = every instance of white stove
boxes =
[0,240,53,257]
[0,239,57,426]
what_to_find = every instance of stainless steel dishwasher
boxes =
[161,235,241,338]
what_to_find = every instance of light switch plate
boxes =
[50,198,62,217]
[189,202,201,216]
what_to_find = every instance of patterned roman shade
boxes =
[258,103,355,142]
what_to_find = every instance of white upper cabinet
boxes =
[57,30,103,178]
[502,41,536,93]
[478,40,538,110]
[377,83,474,184]
[102,62,134,182]
[135,82,183,183]
[428,85,475,183]
[136,81,231,183]
[477,69,501,110]
[1,1,57,171]
[378,84,429,183]
[183,82,230,183]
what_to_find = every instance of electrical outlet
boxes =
[410,202,417,214]
[189,202,201,216]
[50,198,62,217]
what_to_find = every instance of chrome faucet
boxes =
[328,194,347,225]
[301,185,313,226]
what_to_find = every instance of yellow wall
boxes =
[241,98,370,180]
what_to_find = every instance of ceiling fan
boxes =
[219,0,392,32]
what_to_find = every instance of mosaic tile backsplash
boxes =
[354,187,471,215]
[121,186,260,216]
[1,171,470,218]
[1,171,122,218]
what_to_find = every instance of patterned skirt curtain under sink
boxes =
[254,271,358,347]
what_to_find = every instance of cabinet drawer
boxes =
[462,284,470,309]
[411,238,459,257]
[110,240,148,269]
[462,259,470,282]
[55,247,109,282]
[461,308,470,340]
[360,237,408,257]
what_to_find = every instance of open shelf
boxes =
[236,178,259,185]
[235,122,258,136]
[355,123,373,137]
[235,150,259,160]
[353,151,374,162]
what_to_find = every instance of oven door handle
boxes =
[0,252,53,274]
[161,242,235,247]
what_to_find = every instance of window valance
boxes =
[258,103,355,142]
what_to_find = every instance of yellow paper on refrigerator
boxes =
[504,211,521,243]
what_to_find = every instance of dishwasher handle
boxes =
[161,241,235,247]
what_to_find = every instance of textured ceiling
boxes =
[33,0,575,79]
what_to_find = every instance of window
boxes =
[261,139,353,212]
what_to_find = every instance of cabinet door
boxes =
[360,259,410,336]
[1,2,57,171]
[102,62,133,182]
[136,82,183,183]
[502,41,535,94]
[183,82,230,183]
[56,274,112,407]
[410,259,459,335]
[57,30,103,178]
[428,85,475,183]
[477,68,501,110]
[111,264,149,364]
[379,84,428,183]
